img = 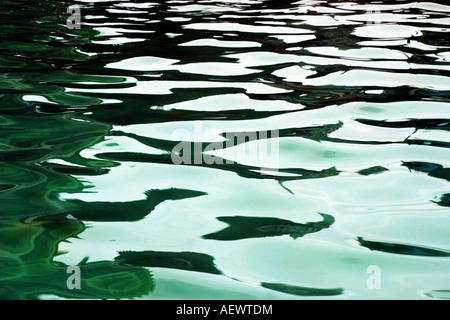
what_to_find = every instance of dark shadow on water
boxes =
[357,237,450,257]
[357,166,389,176]
[115,251,222,275]
[403,161,450,182]
[261,282,344,297]
[424,290,450,299]
[67,188,206,222]
[402,161,450,208]
[203,213,334,241]
[433,193,450,208]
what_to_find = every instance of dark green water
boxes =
[0,0,449,299]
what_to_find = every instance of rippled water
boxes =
[1,0,449,300]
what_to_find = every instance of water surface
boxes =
[0,0,449,299]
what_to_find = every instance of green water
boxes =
[0,0,449,300]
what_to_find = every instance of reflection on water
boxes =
[0,216,154,300]
[0,0,449,299]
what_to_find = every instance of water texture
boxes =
[0,0,449,299]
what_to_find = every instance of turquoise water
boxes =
[0,0,449,299]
